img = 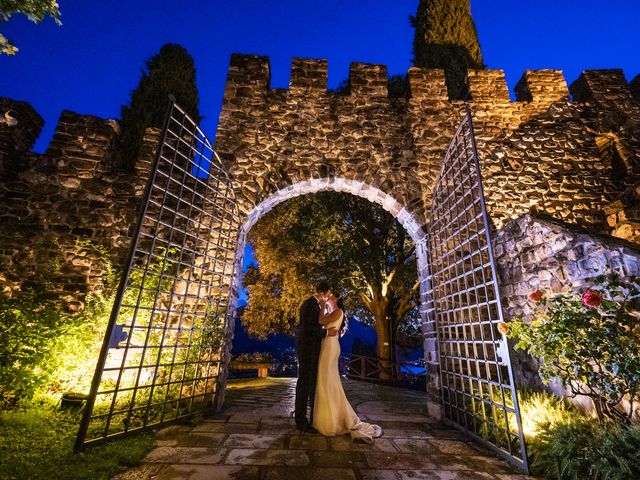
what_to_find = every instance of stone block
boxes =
[289,58,328,95]
[466,70,510,103]
[514,69,569,103]
[349,62,388,97]
[224,54,271,101]
[570,69,633,105]
[407,67,448,101]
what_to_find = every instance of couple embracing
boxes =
[294,280,382,443]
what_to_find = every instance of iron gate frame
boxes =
[75,98,241,450]
[428,107,529,472]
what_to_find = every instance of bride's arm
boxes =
[319,308,342,326]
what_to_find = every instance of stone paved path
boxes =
[114,377,530,480]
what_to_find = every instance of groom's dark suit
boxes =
[294,295,328,428]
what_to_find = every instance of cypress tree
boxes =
[410,0,485,99]
[118,43,201,171]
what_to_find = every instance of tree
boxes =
[410,0,485,99]
[242,192,420,379]
[1,0,61,55]
[118,43,201,171]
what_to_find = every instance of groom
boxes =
[294,280,338,432]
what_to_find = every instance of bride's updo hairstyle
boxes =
[337,297,348,337]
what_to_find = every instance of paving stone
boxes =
[288,434,328,450]
[145,447,227,465]
[227,414,263,423]
[192,421,258,434]
[428,439,483,455]
[223,433,287,448]
[397,471,498,480]
[121,378,527,479]
[364,452,438,470]
[310,450,367,468]
[329,436,399,453]
[111,464,166,480]
[381,428,431,439]
[263,467,358,480]
[175,432,226,448]
[225,448,310,466]
[155,464,261,480]
[392,438,436,454]
[360,470,400,480]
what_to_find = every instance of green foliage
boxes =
[519,389,640,479]
[0,240,117,407]
[0,404,154,479]
[410,0,485,99]
[0,0,61,55]
[508,276,640,425]
[243,191,420,355]
[0,291,68,406]
[119,43,201,171]
[528,418,640,479]
[233,352,273,363]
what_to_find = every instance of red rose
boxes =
[497,321,510,335]
[528,290,543,302]
[581,289,603,308]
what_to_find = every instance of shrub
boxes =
[507,276,640,424]
[0,291,69,406]
[528,418,640,479]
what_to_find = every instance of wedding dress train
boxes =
[313,313,382,443]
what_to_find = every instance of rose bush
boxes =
[507,275,640,425]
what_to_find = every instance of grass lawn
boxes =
[0,403,155,480]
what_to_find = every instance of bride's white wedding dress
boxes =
[313,312,382,443]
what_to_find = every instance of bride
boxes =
[312,293,382,443]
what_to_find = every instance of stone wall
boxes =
[0,98,155,309]
[494,213,640,389]
[215,55,640,237]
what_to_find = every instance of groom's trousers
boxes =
[295,355,319,426]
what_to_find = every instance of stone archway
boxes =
[225,176,438,415]
[77,89,527,471]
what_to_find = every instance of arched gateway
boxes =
[76,55,530,471]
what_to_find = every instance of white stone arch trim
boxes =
[225,176,436,364]
[230,176,426,295]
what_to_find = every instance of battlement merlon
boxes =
[219,54,640,106]
[631,74,640,101]
[0,97,45,168]
[569,69,635,107]
[407,67,448,101]
[223,54,271,101]
[290,58,327,95]
[514,70,569,104]
[465,70,511,103]
[349,62,388,97]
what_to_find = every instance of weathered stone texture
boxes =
[495,214,640,323]
[494,213,640,406]
[2,55,640,320]
[214,56,640,240]
[0,104,154,308]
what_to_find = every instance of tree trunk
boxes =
[374,315,393,381]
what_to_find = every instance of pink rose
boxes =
[528,290,543,302]
[581,289,603,308]
[497,321,510,335]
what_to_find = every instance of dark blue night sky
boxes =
[2,1,639,154]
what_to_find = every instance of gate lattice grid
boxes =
[428,108,529,471]
[76,100,241,449]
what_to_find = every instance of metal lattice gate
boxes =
[428,108,529,471]
[75,99,241,449]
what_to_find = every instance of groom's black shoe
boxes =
[302,423,318,434]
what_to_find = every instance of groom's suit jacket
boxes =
[296,296,326,363]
